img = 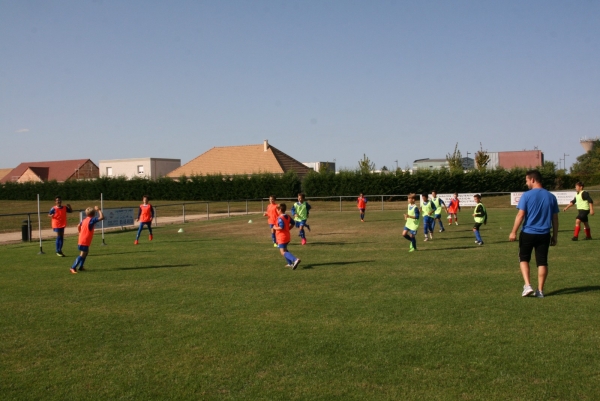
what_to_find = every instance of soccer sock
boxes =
[574,225,581,238]
[71,256,82,269]
[403,233,412,241]
[136,224,144,240]
[299,229,305,239]
[56,237,62,253]
[147,224,153,235]
[271,232,276,243]
[284,252,296,263]
[439,220,445,230]
[360,213,364,220]
[80,256,87,268]
[585,227,591,238]
[411,237,417,249]
[475,230,482,242]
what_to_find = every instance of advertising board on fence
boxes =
[80,208,135,229]
[511,192,575,206]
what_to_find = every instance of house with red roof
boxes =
[0,159,99,183]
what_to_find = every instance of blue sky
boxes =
[1,0,598,171]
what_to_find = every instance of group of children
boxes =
[49,195,155,274]
[50,182,594,273]
[263,193,311,269]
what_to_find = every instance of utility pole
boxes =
[563,153,569,171]
[466,151,471,169]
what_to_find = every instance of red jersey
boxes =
[139,204,153,223]
[50,206,70,229]
[275,214,294,245]
[266,204,279,225]
[78,217,97,246]
[357,197,367,209]
[447,198,460,214]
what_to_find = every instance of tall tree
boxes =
[475,142,490,171]
[571,140,600,178]
[357,154,376,173]
[446,143,463,172]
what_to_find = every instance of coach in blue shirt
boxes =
[509,170,559,299]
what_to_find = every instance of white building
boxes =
[302,161,336,173]
[99,158,181,180]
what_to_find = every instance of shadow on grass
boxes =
[419,246,481,251]
[301,260,375,269]
[94,264,194,272]
[309,241,375,246]
[91,250,156,257]
[545,286,600,296]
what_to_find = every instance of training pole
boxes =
[37,194,44,254]
[101,193,107,245]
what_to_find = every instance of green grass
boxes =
[1,209,599,400]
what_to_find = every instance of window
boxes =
[106,167,113,176]
[137,165,144,174]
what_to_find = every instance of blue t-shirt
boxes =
[517,188,559,234]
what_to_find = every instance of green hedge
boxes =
[302,169,579,197]
[0,172,302,201]
[0,169,579,201]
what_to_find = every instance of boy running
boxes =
[292,193,312,245]
[447,193,461,225]
[48,196,72,257]
[70,206,104,274]
[403,193,420,252]
[134,195,154,245]
[563,181,594,241]
[420,193,437,241]
[263,195,279,247]
[357,193,368,222]
[274,203,301,270]
[472,194,487,245]
[431,190,448,232]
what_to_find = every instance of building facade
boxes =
[483,150,544,170]
[99,158,181,180]
[302,162,336,173]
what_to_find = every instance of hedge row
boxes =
[0,169,579,201]
[302,169,578,197]
[0,173,302,201]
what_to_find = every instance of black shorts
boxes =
[519,232,551,267]
[473,223,483,230]
[576,210,590,223]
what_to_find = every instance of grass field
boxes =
[1,207,599,400]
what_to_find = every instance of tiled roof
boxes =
[167,142,312,177]
[0,159,96,183]
[0,168,12,181]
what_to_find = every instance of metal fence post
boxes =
[339,196,342,212]
[183,204,186,223]
[246,200,248,215]
[261,199,264,214]
[207,203,209,220]
[28,214,32,242]
[381,195,384,211]
[228,201,230,217]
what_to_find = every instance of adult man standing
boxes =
[509,170,559,298]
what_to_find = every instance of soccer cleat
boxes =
[409,247,416,252]
[78,267,86,271]
[149,234,153,241]
[273,243,278,248]
[439,229,445,233]
[571,237,578,241]
[475,241,480,244]
[70,268,77,274]
[478,241,484,246]
[361,219,365,222]
[134,240,139,245]
[455,222,459,225]
[584,237,592,240]
[292,259,301,270]
[56,252,65,257]
[423,237,428,242]
[301,238,307,245]
[534,290,544,298]
[285,264,293,268]
[522,285,534,297]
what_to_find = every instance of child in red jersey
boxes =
[357,193,368,222]
[134,195,154,245]
[263,195,279,247]
[447,192,461,225]
[48,195,72,257]
[70,206,104,274]
[274,203,301,270]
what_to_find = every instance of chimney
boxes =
[264,139,269,152]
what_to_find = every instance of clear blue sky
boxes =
[1,0,598,171]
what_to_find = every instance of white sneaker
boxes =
[424,237,429,242]
[455,222,458,226]
[292,259,301,270]
[534,290,544,298]
[522,285,534,297]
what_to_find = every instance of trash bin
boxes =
[22,220,32,241]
